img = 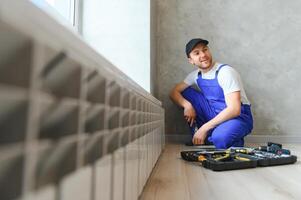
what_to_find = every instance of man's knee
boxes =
[211,133,232,149]
[211,119,251,148]
[211,134,244,148]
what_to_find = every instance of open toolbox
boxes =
[181,142,297,171]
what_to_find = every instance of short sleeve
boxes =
[217,66,242,95]
[183,70,198,86]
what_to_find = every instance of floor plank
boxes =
[140,143,301,200]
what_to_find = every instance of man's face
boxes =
[188,43,213,71]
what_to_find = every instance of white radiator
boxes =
[0,1,165,200]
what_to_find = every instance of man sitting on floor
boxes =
[170,38,253,148]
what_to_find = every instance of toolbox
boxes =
[180,142,297,171]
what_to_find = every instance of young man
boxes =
[170,38,253,148]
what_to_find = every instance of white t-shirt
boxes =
[183,62,250,105]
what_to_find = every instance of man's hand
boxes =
[184,102,196,126]
[192,125,210,145]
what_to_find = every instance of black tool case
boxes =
[202,157,258,171]
[180,145,297,171]
[236,152,298,167]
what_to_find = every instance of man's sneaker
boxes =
[185,140,194,146]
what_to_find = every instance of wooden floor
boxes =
[140,143,301,200]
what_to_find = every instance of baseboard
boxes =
[165,134,191,144]
[165,134,301,144]
[244,135,301,143]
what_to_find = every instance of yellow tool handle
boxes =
[198,155,207,161]
[214,154,230,161]
[235,156,250,161]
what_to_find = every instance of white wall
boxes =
[82,0,150,92]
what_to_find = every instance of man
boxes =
[170,38,253,148]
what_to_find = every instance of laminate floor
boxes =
[140,143,301,200]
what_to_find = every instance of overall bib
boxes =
[181,64,253,148]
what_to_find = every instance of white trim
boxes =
[73,0,81,32]
[244,135,301,144]
[69,0,75,25]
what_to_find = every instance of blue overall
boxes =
[181,64,253,148]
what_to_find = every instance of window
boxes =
[30,0,151,92]
[82,0,150,92]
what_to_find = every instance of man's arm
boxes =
[193,91,241,144]
[170,82,196,126]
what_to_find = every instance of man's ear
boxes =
[188,57,194,65]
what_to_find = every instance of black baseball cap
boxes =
[185,38,209,57]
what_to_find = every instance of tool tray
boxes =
[236,152,297,167]
[180,144,297,171]
[201,154,258,171]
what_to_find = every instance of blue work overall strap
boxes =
[196,64,228,114]
[197,64,253,131]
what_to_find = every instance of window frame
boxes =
[30,0,82,33]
